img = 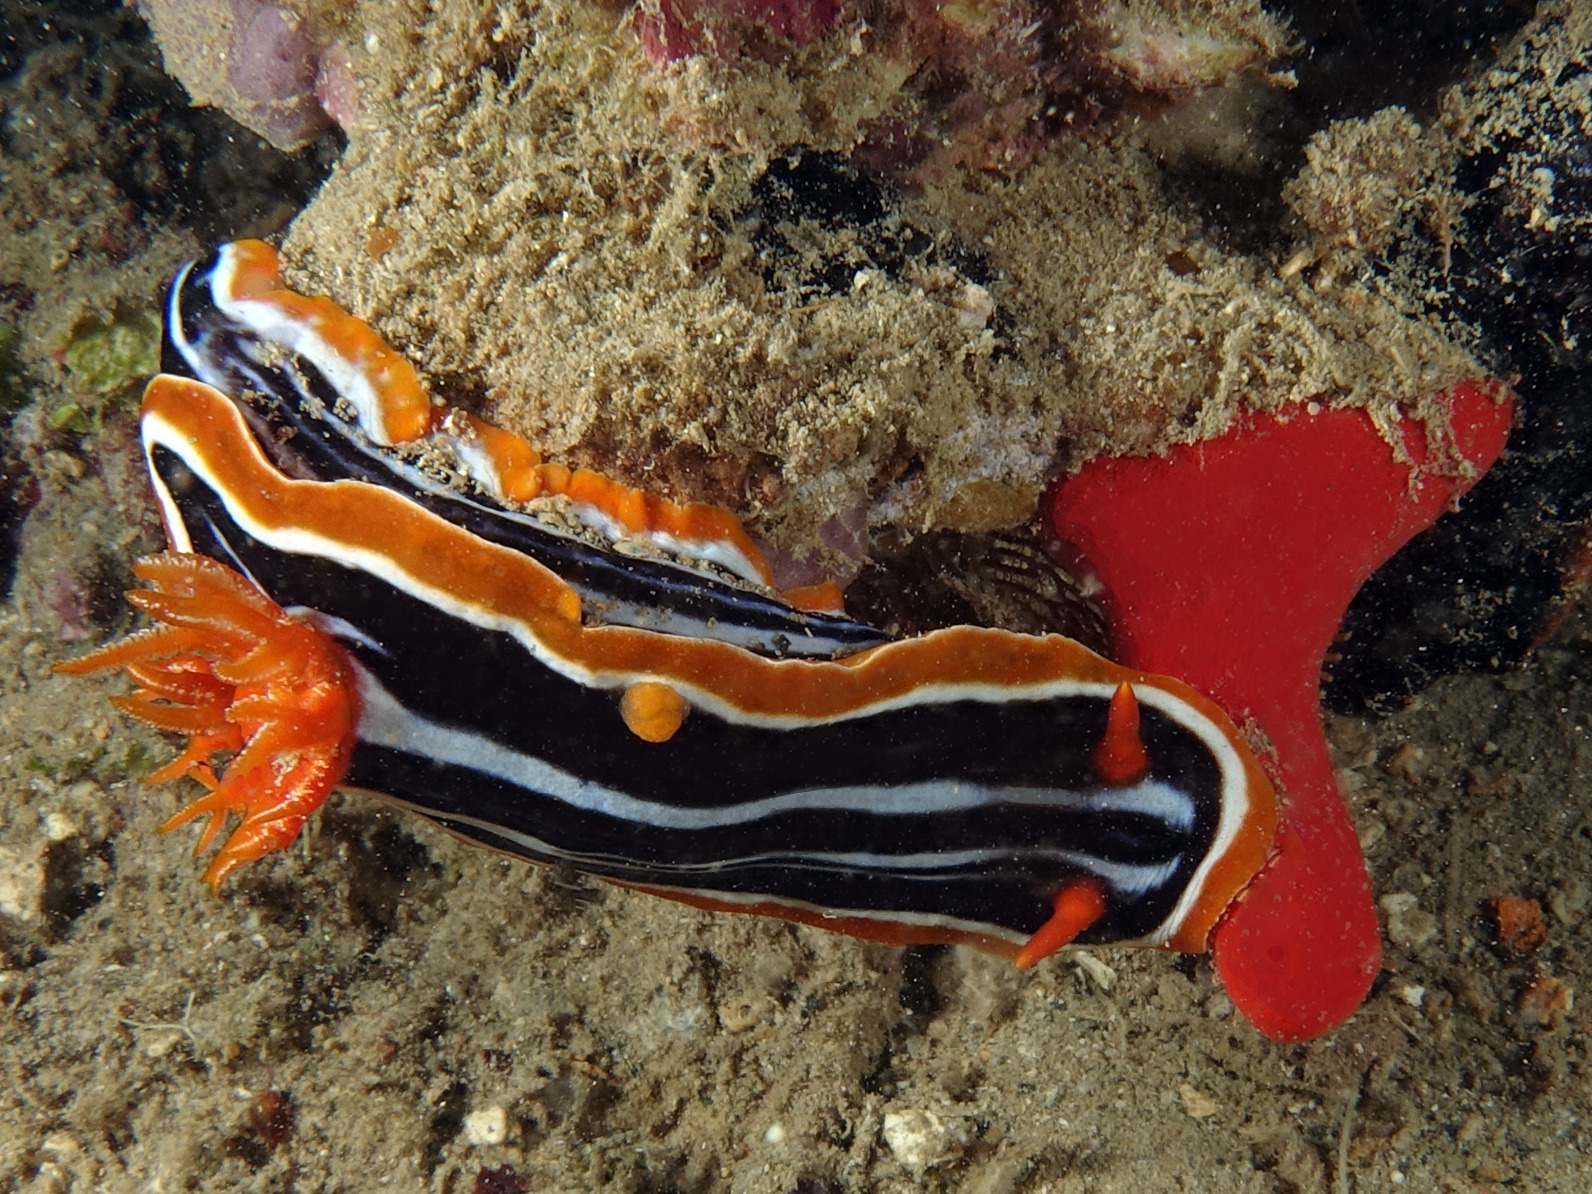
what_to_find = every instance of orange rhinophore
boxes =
[1014,880,1110,969]
[56,553,359,888]
[1092,681,1149,786]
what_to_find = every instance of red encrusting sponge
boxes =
[1047,381,1513,1041]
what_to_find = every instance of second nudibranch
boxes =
[61,240,1277,968]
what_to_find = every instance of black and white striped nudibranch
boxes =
[60,241,1277,967]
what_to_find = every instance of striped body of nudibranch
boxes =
[62,241,1276,964]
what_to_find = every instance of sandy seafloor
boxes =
[13,567,1592,1194]
[4,3,1592,1192]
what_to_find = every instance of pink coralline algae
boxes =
[638,0,844,63]
[1048,381,1513,1041]
[224,0,327,147]
[46,571,92,643]
[137,0,355,152]
[634,0,1288,180]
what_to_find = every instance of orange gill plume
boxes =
[56,552,359,887]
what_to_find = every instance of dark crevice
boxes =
[1157,1,1535,251]
[1327,17,1592,708]
[743,150,995,301]
[1,0,336,244]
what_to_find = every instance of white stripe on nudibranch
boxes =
[365,793,1043,949]
[566,500,772,589]
[209,243,409,446]
[351,663,1193,834]
[369,793,1187,949]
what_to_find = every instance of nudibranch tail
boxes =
[56,553,359,888]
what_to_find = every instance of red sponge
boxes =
[1048,381,1512,1041]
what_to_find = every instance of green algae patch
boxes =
[55,309,161,433]
[62,309,160,397]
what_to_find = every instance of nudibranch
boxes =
[61,241,1277,984]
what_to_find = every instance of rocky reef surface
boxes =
[122,0,1480,564]
[10,5,1592,1194]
